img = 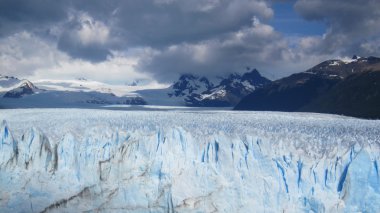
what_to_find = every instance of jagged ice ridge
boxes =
[0,109,380,212]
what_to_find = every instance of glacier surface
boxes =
[0,109,380,212]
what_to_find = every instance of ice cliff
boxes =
[0,109,380,212]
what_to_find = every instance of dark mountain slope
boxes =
[302,70,380,119]
[235,56,380,119]
[234,73,339,111]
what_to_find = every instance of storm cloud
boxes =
[0,0,380,83]
[294,0,380,56]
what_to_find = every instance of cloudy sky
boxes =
[1,0,380,84]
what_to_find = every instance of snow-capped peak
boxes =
[2,79,39,98]
[340,55,362,64]
[20,80,38,90]
[0,75,38,93]
[169,74,214,97]
[169,69,271,107]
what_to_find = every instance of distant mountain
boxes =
[0,75,146,108]
[305,56,380,78]
[235,56,380,119]
[4,80,40,98]
[0,75,40,98]
[1,70,271,108]
[168,74,214,98]
[168,69,271,107]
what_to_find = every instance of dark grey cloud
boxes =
[0,0,68,37]
[294,0,380,56]
[0,0,281,81]
[138,18,295,82]
[57,35,112,62]
[1,0,380,84]
[111,0,274,47]
[0,0,274,58]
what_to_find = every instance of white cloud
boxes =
[0,32,69,77]
[2,0,380,84]
[0,32,152,84]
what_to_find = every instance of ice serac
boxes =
[0,111,380,212]
[0,120,17,168]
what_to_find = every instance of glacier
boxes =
[0,108,380,212]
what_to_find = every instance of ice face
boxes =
[0,109,379,212]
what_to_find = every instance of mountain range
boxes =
[0,68,270,108]
[167,69,271,107]
[1,56,380,118]
[235,56,380,119]
[0,76,146,108]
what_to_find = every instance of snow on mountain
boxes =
[328,60,342,66]
[33,78,165,97]
[3,80,40,98]
[236,56,380,118]
[199,88,227,100]
[0,109,379,212]
[305,56,380,78]
[0,76,176,108]
[0,70,269,108]
[0,75,40,98]
[134,75,216,107]
[168,74,214,97]
[340,55,361,64]
[162,69,271,107]
[214,69,270,96]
